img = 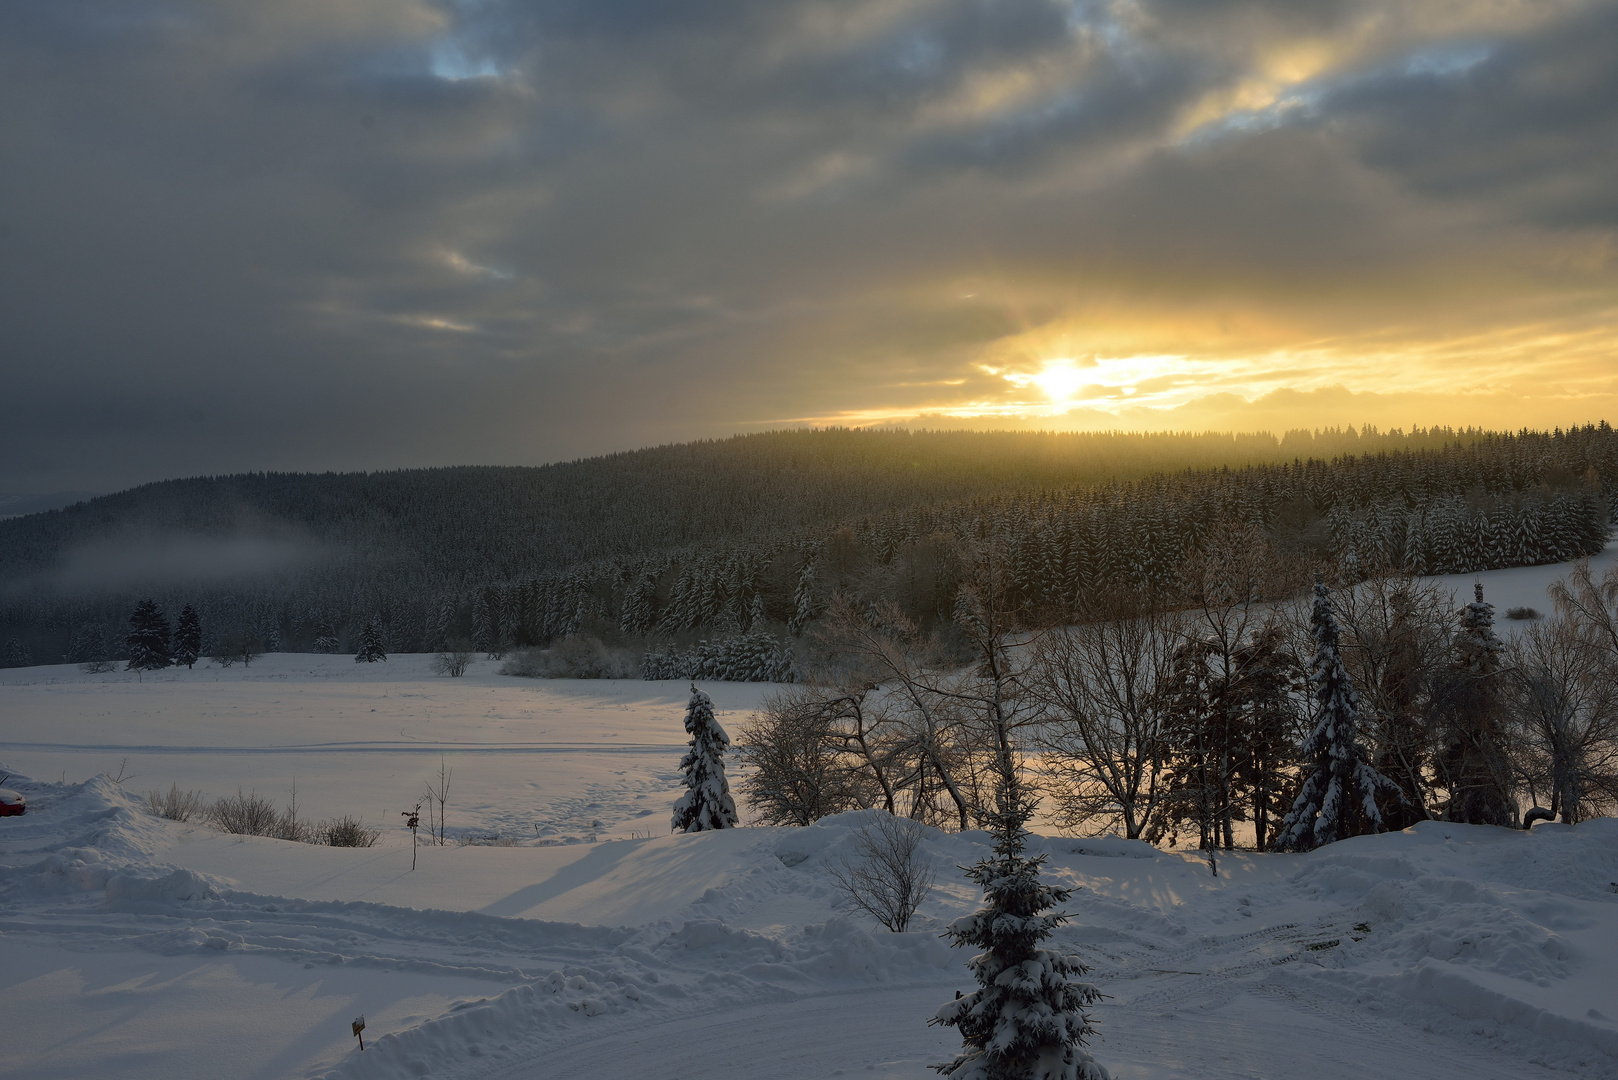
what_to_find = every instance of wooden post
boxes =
[352,1015,366,1051]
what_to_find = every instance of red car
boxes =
[0,785,25,816]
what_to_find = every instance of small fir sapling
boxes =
[1274,577,1399,851]
[932,766,1109,1080]
[671,685,739,832]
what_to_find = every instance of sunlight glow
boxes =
[1021,359,1088,403]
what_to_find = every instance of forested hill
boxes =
[0,426,1467,580]
[1,424,1613,668]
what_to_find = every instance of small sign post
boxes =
[352,1015,366,1051]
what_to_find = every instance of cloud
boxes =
[0,0,1614,492]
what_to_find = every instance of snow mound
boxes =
[0,769,170,858]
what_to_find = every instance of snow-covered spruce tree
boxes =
[173,605,202,669]
[125,599,173,672]
[932,766,1109,1080]
[1274,578,1399,851]
[671,685,738,832]
[354,621,387,663]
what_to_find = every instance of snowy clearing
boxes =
[2,551,1616,1079]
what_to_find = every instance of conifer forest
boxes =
[2,425,1611,672]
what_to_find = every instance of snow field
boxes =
[2,550,1617,1079]
[0,657,778,844]
[2,768,1616,1079]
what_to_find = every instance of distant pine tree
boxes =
[4,638,31,668]
[619,573,656,635]
[173,605,202,669]
[1274,579,1398,851]
[125,599,173,672]
[788,556,818,636]
[354,621,387,663]
[671,686,738,832]
[311,618,340,653]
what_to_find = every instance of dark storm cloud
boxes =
[1,0,1615,495]
[1317,4,1618,227]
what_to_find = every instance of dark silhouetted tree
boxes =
[173,605,202,669]
[125,600,172,673]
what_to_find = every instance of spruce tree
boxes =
[172,605,202,669]
[354,621,387,663]
[125,599,173,672]
[671,686,738,832]
[1274,579,1398,851]
[933,765,1108,1080]
[1437,583,1516,826]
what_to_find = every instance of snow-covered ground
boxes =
[2,550,1616,1079]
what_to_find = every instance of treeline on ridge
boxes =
[0,423,1614,670]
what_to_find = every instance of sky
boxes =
[2,0,1616,494]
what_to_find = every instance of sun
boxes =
[1026,359,1089,404]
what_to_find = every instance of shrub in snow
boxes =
[146,783,207,822]
[212,630,263,667]
[1274,578,1399,852]
[672,686,739,832]
[933,773,1108,1080]
[827,813,936,932]
[315,815,381,847]
[354,621,387,663]
[208,788,284,836]
[432,641,474,677]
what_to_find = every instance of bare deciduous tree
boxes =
[431,639,475,677]
[1509,578,1618,823]
[738,686,873,825]
[1331,570,1453,829]
[1030,595,1181,839]
[815,595,979,828]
